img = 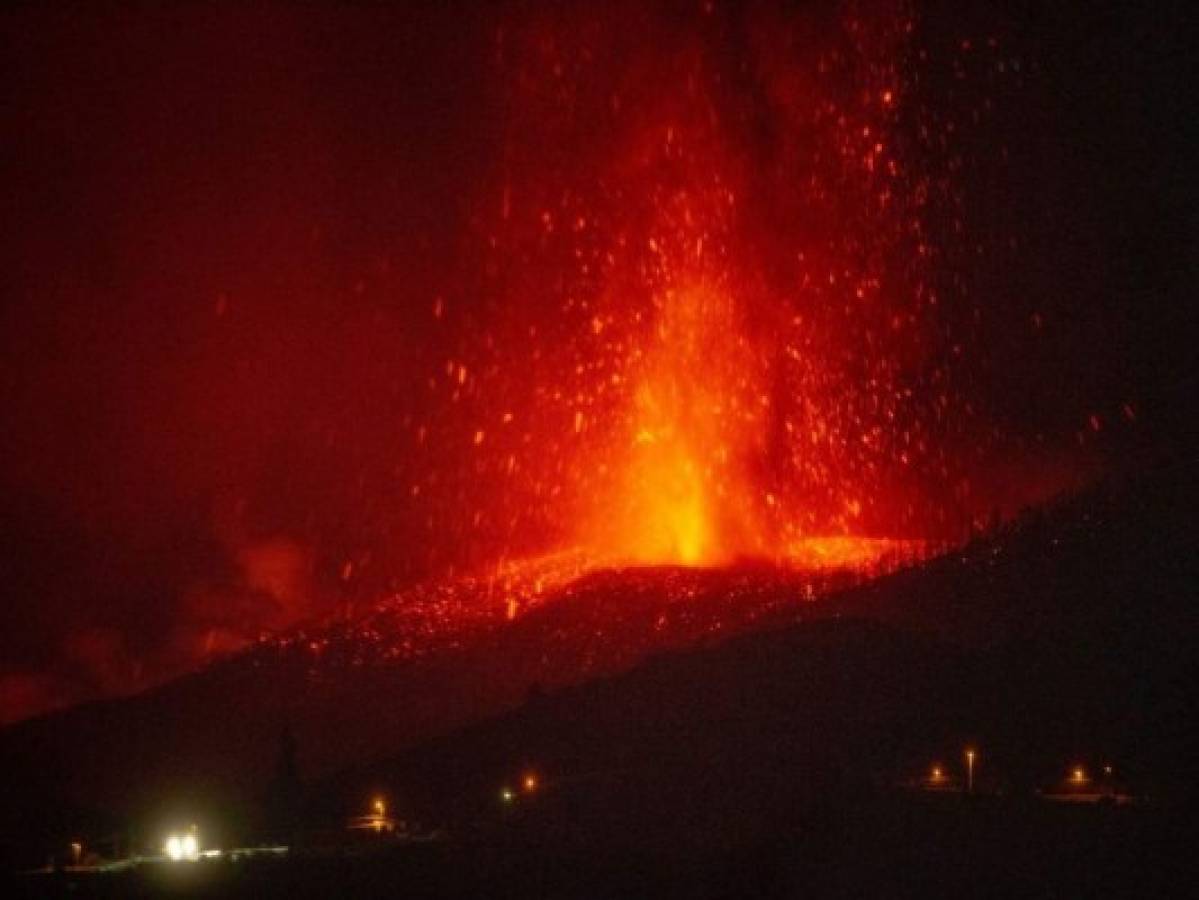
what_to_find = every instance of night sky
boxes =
[2,0,1196,724]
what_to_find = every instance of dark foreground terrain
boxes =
[3,462,1197,896]
[6,795,1194,899]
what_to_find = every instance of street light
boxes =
[965,748,976,795]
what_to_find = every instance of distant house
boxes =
[898,767,963,794]
[1038,768,1138,805]
[346,812,401,834]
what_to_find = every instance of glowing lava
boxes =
[595,280,762,566]
[382,0,1043,594]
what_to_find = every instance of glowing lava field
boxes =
[266,540,930,670]
[236,547,931,776]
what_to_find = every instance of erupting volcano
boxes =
[229,0,1045,680]
[4,0,1136,726]
[4,1,1196,891]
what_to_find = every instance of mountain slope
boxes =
[1,462,1195,860]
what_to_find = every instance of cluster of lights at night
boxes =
[920,751,1120,797]
[501,772,541,805]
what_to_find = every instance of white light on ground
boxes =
[164,831,200,862]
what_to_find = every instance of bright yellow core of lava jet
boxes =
[595,281,760,567]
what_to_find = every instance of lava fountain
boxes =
[605,280,757,566]
[399,0,1001,592]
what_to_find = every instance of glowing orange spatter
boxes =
[396,1,1016,589]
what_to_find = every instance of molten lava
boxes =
[358,0,1060,616]
[595,280,761,566]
